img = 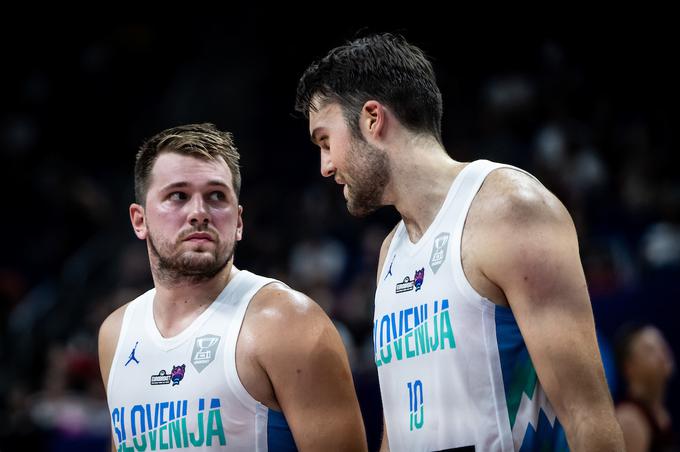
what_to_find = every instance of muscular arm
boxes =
[98,303,128,452]
[473,170,624,451]
[250,286,367,451]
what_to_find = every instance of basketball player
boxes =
[98,123,367,451]
[295,33,624,451]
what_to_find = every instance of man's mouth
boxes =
[184,232,214,242]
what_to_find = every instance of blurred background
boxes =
[1,12,677,451]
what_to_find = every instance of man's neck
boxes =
[150,263,237,338]
[388,144,464,243]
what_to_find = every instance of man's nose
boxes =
[188,195,210,225]
[320,152,335,178]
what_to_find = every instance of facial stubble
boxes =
[147,227,235,284]
[344,137,390,217]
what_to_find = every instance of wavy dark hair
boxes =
[295,32,443,144]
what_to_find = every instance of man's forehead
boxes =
[309,101,342,130]
[150,152,232,184]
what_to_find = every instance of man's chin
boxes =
[176,260,228,279]
[346,201,377,218]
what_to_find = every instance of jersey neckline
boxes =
[144,269,249,351]
[395,160,483,257]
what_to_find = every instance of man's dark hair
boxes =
[295,32,443,144]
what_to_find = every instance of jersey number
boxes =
[407,379,424,431]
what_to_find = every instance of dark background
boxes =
[1,12,678,451]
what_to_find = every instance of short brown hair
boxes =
[134,123,241,205]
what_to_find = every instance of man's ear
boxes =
[235,205,244,242]
[130,203,147,240]
[360,100,386,139]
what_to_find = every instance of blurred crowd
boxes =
[1,22,677,451]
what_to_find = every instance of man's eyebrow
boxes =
[205,180,229,188]
[310,128,323,145]
[160,181,189,191]
[159,180,229,191]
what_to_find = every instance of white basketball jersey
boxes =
[374,160,569,451]
[106,270,298,451]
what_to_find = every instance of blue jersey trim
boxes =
[495,305,569,451]
[267,409,297,451]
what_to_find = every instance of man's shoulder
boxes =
[99,289,153,340]
[248,282,328,328]
[99,302,131,342]
[243,282,337,360]
[473,166,569,227]
[98,300,135,385]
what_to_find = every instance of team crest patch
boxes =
[429,232,450,274]
[171,364,185,386]
[414,268,425,291]
[191,334,221,372]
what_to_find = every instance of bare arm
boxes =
[98,303,128,452]
[475,170,624,451]
[254,287,367,451]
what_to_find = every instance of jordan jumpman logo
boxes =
[125,341,140,366]
[384,254,396,280]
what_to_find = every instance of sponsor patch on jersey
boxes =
[150,364,185,386]
[396,276,414,293]
[191,334,221,372]
[150,369,171,385]
[429,232,450,274]
[396,268,425,293]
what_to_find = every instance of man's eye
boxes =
[169,192,187,201]
[209,191,226,201]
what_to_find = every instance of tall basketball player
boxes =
[296,33,624,451]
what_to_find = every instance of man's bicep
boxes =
[488,211,610,429]
[263,303,367,450]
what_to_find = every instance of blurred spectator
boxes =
[615,323,677,451]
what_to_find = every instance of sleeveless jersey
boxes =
[374,160,568,451]
[106,270,297,451]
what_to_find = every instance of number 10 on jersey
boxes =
[407,379,424,431]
